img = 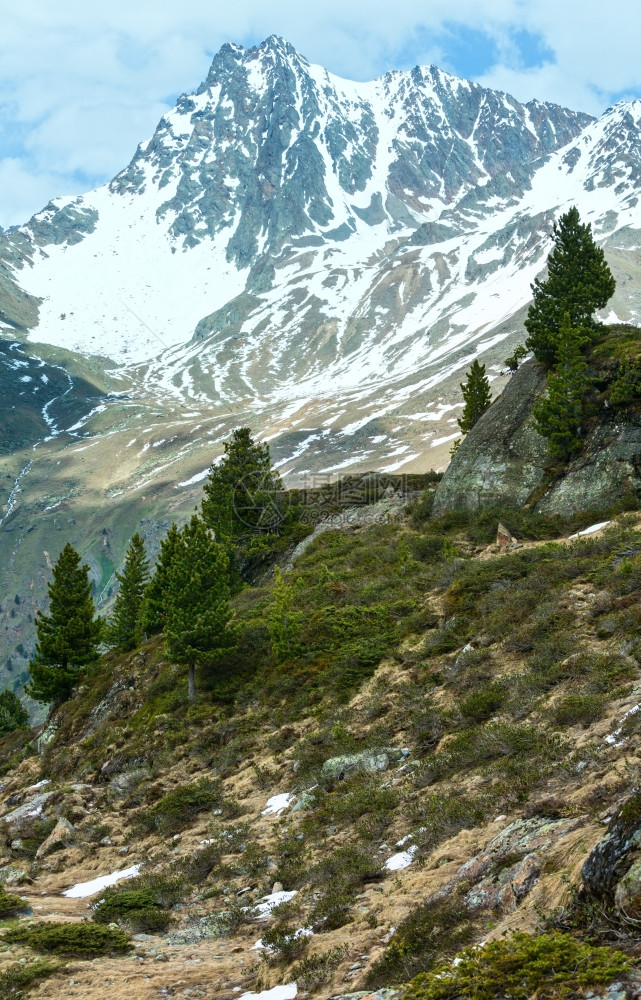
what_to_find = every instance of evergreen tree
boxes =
[201,428,294,588]
[0,690,28,736]
[27,543,101,705]
[532,313,588,462]
[139,524,181,636]
[525,206,616,366]
[105,533,149,652]
[458,360,492,433]
[164,516,237,701]
[266,568,303,663]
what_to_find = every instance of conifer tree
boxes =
[139,524,181,636]
[164,516,237,701]
[27,543,101,705]
[266,567,302,663]
[105,533,149,652]
[0,690,28,736]
[458,360,492,433]
[201,428,293,588]
[525,206,616,366]
[532,313,588,462]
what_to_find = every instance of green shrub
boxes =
[365,893,476,988]
[93,888,172,932]
[402,932,630,1000]
[309,844,380,930]
[0,885,28,917]
[0,959,60,999]
[421,722,566,786]
[5,922,131,956]
[551,693,605,728]
[135,778,221,835]
[459,683,507,723]
[93,872,183,932]
[290,947,346,991]
[261,923,309,962]
[408,793,492,850]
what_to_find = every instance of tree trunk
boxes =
[188,663,196,702]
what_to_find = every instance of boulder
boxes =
[35,817,75,859]
[36,721,58,756]
[107,768,152,801]
[2,792,54,836]
[321,748,408,784]
[582,791,641,900]
[433,359,548,515]
[615,857,641,918]
[432,356,641,517]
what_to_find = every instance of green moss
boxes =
[402,932,630,1000]
[5,922,132,956]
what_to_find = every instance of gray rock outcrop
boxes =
[433,356,641,518]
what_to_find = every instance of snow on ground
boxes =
[261,793,294,816]
[384,845,418,871]
[239,985,297,1000]
[568,521,611,538]
[62,864,141,898]
[604,703,640,747]
[254,890,298,918]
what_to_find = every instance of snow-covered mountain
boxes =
[3,38,641,483]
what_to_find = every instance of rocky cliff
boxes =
[433,330,641,518]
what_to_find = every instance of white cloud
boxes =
[0,1,640,227]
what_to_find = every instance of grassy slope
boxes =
[1,496,641,996]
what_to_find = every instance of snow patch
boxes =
[254,890,298,918]
[62,864,141,898]
[568,521,611,538]
[384,845,418,870]
[261,793,294,816]
[239,985,297,1000]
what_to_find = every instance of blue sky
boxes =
[1,1,641,228]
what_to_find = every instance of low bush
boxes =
[365,893,476,987]
[0,885,28,917]
[5,922,131,956]
[93,872,183,932]
[0,959,60,999]
[261,923,310,962]
[289,947,346,991]
[135,778,221,835]
[309,844,380,930]
[402,931,630,1000]
[551,693,606,728]
[459,683,507,723]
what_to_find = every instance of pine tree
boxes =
[164,516,237,701]
[266,568,303,663]
[458,360,492,433]
[105,533,149,652]
[27,543,101,705]
[532,313,588,462]
[525,206,616,366]
[0,690,28,736]
[139,524,181,636]
[201,428,290,588]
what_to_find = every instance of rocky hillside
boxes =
[433,323,641,518]
[2,491,641,998]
